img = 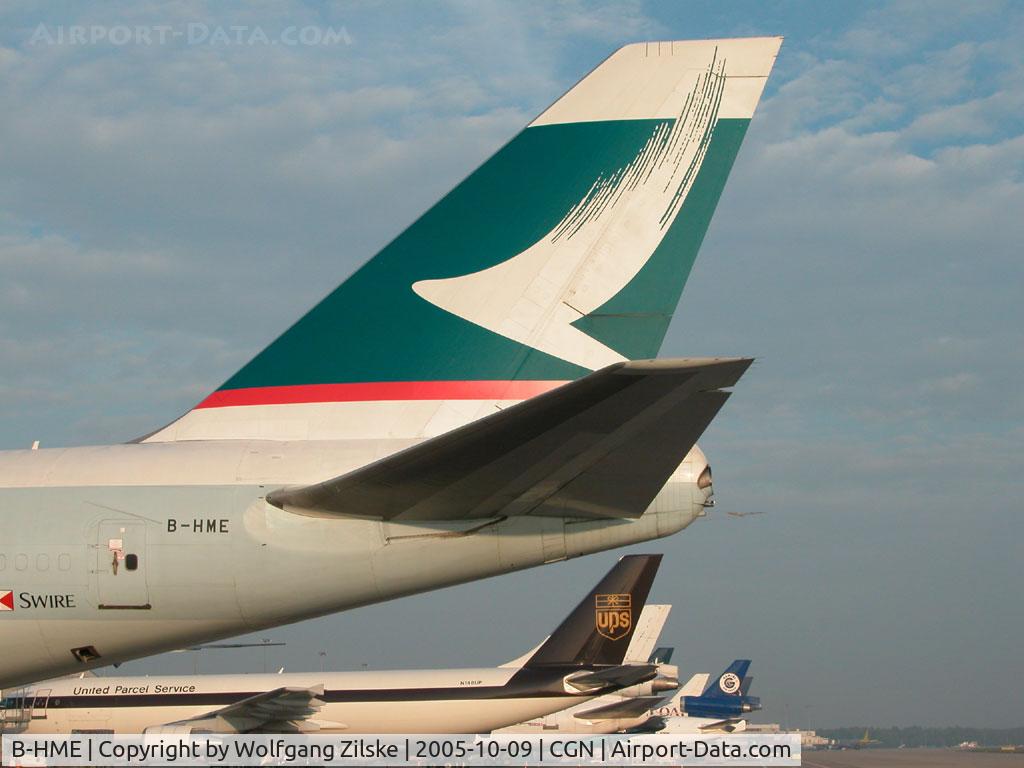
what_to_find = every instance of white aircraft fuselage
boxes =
[2,555,665,734]
[3,668,601,735]
[0,440,708,689]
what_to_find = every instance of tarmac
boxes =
[800,748,1024,768]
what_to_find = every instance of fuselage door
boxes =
[30,688,51,720]
[96,520,151,610]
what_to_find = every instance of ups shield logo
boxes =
[595,593,632,640]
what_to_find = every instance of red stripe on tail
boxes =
[195,380,567,409]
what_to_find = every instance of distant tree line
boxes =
[817,726,1024,748]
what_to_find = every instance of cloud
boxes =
[0,0,663,446]
[661,5,1023,724]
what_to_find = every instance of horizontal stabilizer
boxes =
[566,664,658,693]
[715,720,746,733]
[147,685,325,734]
[575,695,668,721]
[267,358,750,521]
[642,715,745,734]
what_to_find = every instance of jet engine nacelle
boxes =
[681,695,761,720]
[629,665,679,697]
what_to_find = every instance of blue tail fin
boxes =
[703,659,751,698]
[682,659,760,719]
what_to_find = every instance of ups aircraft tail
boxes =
[146,37,781,443]
[524,554,662,669]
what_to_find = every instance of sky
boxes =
[1,0,1022,729]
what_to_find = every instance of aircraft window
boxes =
[125,554,139,571]
[36,553,50,571]
[58,554,70,571]
[15,553,27,571]
[697,464,713,490]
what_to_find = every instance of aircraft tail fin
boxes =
[679,673,711,698]
[681,659,761,719]
[655,672,709,718]
[703,659,751,699]
[524,555,662,667]
[624,605,671,663]
[649,646,674,664]
[144,37,781,443]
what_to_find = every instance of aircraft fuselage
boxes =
[0,440,707,689]
[3,668,609,734]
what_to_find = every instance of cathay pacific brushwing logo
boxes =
[413,52,729,371]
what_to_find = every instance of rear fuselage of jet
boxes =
[0,440,709,689]
[3,667,612,734]
[496,674,678,735]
